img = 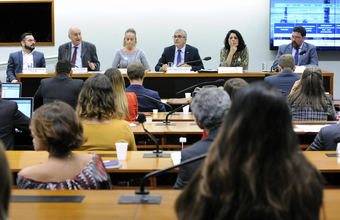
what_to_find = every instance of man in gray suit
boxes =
[58,27,100,71]
[272,26,318,71]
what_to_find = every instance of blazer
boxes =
[33,73,84,110]
[272,42,318,71]
[125,84,166,112]
[306,124,340,151]
[155,44,204,71]
[173,129,219,189]
[0,99,30,150]
[6,50,45,82]
[58,41,100,71]
[264,69,301,98]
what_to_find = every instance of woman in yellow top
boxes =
[76,74,137,151]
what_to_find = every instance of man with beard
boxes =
[6,33,46,82]
[272,26,318,71]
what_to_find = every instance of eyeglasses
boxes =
[291,36,301,40]
[172,35,184,39]
[26,39,36,43]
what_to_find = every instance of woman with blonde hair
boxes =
[104,68,138,121]
[0,141,11,219]
[76,74,136,151]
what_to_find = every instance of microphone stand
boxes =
[118,153,207,204]
[155,102,191,126]
[176,79,225,95]
[177,57,211,67]
[136,94,176,114]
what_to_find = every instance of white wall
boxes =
[1,0,339,95]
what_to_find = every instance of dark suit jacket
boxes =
[264,69,301,98]
[34,73,84,109]
[155,44,204,71]
[272,42,318,70]
[125,84,166,112]
[58,41,100,71]
[306,124,340,151]
[173,129,219,189]
[6,50,46,82]
[0,99,30,150]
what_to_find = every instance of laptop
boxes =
[2,83,22,98]
[3,97,34,118]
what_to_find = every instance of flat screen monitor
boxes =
[2,83,22,98]
[3,97,33,118]
[270,0,340,50]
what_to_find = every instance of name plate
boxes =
[218,67,243,73]
[118,68,127,74]
[23,68,47,74]
[294,66,306,73]
[167,67,191,73]
[72,68,88,74]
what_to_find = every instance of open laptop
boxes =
[1,82,22,98]
[3,97,33,118]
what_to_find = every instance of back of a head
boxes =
[278,54,295,70]
[56,60,72,75]
[300,65,324,96]
[104,68,126,91]
[191,88,231,132]
[223,78,248,101]
[127,62,144,80]
[31,100,85,157]
[0,141,11,220]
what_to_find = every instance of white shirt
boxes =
[71,42,82,68]
[22,51,34,70]
[174,45,186,66]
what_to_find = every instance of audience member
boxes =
[17,101,112,189]
[104,68,138,121]
[6,32,46,82]
[175,82,323,220]
[287,65,336,121]
[0,140,12,220]
[34,60,84,110]
[76,74,136,151]
[306,122,340,151]
[174,88,231,189]
[264,54,300,98]
[111,28,151,73]
[126,62,166,112]
[0,80,30,150]
[223,78,249,100]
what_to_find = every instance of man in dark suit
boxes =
[0,80,30,150]
[126,62,166,112]
[34,60,84,110]
[306,123,340,151]
[6,33,46,82]
[155,29,204,72]
[173,88,231,189]
[58,27,100,71]
[272,26,318,71]
[264,54,300,98]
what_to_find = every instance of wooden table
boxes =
[8,189,340,220]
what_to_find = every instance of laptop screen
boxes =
[3,97,33,118]
[2,83,22,98]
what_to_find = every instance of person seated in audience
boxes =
[76,74,136,151]
[223,78,248,101]
[264,54,300,98]
[174,88,231,189]
[306,121,340,151]
[16,101,112,189]
[104,68,138,121]
[220,30,249,70]
[175,82,323,220]
[0,140,12,220]
[126,62,166,112]
[287,65,336,121]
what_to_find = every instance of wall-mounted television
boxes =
[270,0,340,50]
[0,0,54,46]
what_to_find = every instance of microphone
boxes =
[155,102,191,126]
[118,153,207,204]
[176,79,225,95]
[136,94,173,112]
[71,63,80,68]
[177,56,211,67]
[136,114,170,158]
[299,50,307,55]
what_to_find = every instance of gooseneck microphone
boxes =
[177,56,211,67]
[155,102,191,126]
[176,79,225,95]
[137,114,170,158]
[118,153,207,204]
[136,94,173,112]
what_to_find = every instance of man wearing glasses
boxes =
[155,29,204,72]
[6,33,46,82]
[272,26,318,71]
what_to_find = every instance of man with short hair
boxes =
[33,60,84,109]
[58,27,100,71]
[155,29,204,72]
[272,26,318,71]
[265,54,301,98]
[6,33,46,82]
[173,88,231,189]
[126,62,166,112]
[0,80,30,150]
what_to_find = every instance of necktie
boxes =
[72,46,78,65]
[177,50,181,66]
[294,49,299,65]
